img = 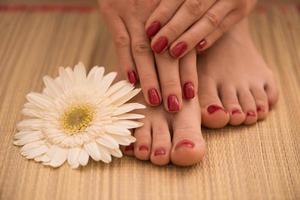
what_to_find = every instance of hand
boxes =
[145,0,257,58]
[99,0,198,112]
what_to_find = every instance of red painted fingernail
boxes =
[168,95,180,112]
[207,105,224,114]
[154,148,166,156]
[175,139,195,150]
[171,42,187,58]
[127,70,137,85]
[232,109,242,115]
[152,36,168,53]
[125,144,134,151]
[146,21,161,38]
[247,111,256,117]
[197,39,207,51]
[183,82,195,99]
[257,106,265,112]
[148,88,161,106]
[139,145,149,151]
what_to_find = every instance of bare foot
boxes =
[198,19,279,128]
[121,93,205,166]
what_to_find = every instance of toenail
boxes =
[247,111,256,117]
[257,106,265,112]
[168,95,180,112]
[207,105,224,114]
[175,139,195,150]
[232,109,242,115]
[183,82,195,99]
[127,70,137,85]
[125,144,134,151]
[148,88,161,106]
[154,148,166,156]
[139,145,149,151]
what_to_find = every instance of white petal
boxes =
[113,103,145,116]
[43,76,63,98]
[23,145,48,159]
[34,154,50,162]
[84,142,101,161]
[115,113,145,120]
[14,131,44,146]
[105,80,128,97]
[20,140,45,152]
[48,146,68,168]
[111,135,136,146]
[87,66,105,82]
[74,62,87,82]
[98,72,117,95]
[109,148,123,158]
[17,119,44,131]
[67,148,81,169]
[26,92,54,109]
[78,149,89,166]
[21,108,43,118]
[97,145,112,163]
[109,84,134,102]
[113,120,144,129]
[113,88,141,106]
[105,125,131,136]
[96,135,119,149]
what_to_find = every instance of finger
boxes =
[151,0,215,55]
[155,52,182,112]
[101,10,138,85]
[169,1,234,58]
[126,18,162,106]
[179,50,197,100]
[145,0,184,38]
[196,12,242,52]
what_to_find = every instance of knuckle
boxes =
[114,34,130,48]
[140,73,156,85]
[132,40,151,54]
[166,24,180,37]
[185,0,203,17]
[163,79,180,90]
[205,12,220,28]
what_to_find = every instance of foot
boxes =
[121,94,205,166]
[198,19,279,128]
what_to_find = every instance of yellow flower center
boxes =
[61,104,94,134]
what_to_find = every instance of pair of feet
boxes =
[120,19,278,166]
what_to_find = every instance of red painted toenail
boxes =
[154,148,166,156]
[127,70,137,85]
[148,88,161,106]
[175,139,195,150]
[197,39,207,51]
[139,145,149,151]
[247,111,256,117]
[257,106,265,112]
[125,144,134,151]
[183,82,195,99]
[168,95,180,112]
[146,21,161,38]
[171,42,187,58]
[152,36,168,54]
[207,105,224,114]
[232,109,242,115]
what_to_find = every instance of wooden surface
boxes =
[0,2,300,200]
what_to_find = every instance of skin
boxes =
[146,0,257,58]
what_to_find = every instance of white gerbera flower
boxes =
[14,62,145,168]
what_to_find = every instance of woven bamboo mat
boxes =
[0,2,299,200]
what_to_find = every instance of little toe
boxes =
[199,78,229,128]
[219,85,246,126]
[133,121,152,161]
[251,86,269,121]
[150,117,171,166]
[238,88,258,125]
[171,99,205,166]
[121,144,134,157]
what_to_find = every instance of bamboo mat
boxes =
[0,2,300,200]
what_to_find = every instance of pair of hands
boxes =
[99,0,256,112]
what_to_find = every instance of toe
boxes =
[150,117,171,166]
[199,77,229,128]
[171,99,205,166]
[219,84,246,126]
[264,80,279,110]
[251,86,269,121]
[238,88,258,125]
[121,143,134,157]
[133,121,151,161]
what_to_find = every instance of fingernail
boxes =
[125,144,134,151]
[197,39,207,51]
[183,82,195,99]
[175,139,195,150]
[146,21,161,38]
[148,88,161,106]
[127,70,137,85]
[139,145,149,151]
[257,106,265,112]
[207,105,224,114]
[154,148,166,156]
[152,36,168,53]
[171,42,187,58]
[247,111,256,117]
[232,109,242,115]
[168,95,180,112]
